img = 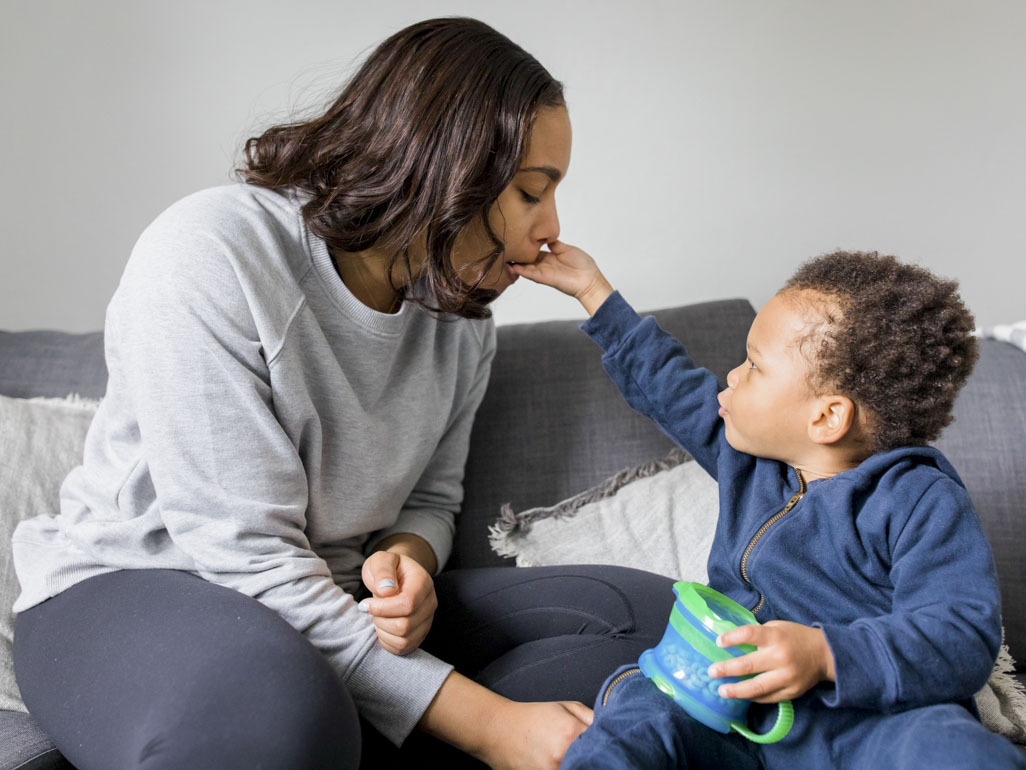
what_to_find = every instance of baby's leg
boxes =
[827,702,1025,769]
[561,664,760,770]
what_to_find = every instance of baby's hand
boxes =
[707,621,836,703]
[512,240,614,316]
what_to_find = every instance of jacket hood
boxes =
[814,445,965,492]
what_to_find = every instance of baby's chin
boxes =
[721,425,761,459]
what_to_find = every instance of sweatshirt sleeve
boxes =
[815,477,1002,712]
[581,291,729,477]
[107,217,452,745]
[365,321,497,571]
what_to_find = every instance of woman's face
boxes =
[451,105,572,295]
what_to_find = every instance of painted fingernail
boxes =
[357,600,369,613]
[377,579,396,590]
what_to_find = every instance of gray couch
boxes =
[2,297,1024,768]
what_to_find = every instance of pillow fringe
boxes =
[976,641,1026,744]
[488,448,691,554]
[28,393,102,410]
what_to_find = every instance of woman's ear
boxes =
[808,395,856,445]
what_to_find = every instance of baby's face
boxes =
[717,292,823,462]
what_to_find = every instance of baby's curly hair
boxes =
[783,251,978,454]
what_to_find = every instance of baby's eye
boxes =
[748,360,757,370]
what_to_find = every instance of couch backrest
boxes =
[933,339,1026,667]
[0,331,107,400]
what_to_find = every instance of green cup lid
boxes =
[673,581,758,651]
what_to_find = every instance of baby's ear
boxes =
[808,395,856,445]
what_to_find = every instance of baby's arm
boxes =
[812,478,1001,712]
[515,242,730,475]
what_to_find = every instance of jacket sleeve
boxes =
[365,321,497,571]
[815,477,1002,712]
[581,291,730,477]
[107,218,452,746]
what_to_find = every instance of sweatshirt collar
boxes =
[294,192,414,336]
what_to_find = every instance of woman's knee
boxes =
[136,639,361,769]
[16,571,362,770]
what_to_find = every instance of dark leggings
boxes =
[15,566,675,769]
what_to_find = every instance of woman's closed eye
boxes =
[519,189,540,205]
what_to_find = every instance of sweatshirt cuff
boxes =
[346,643,454,745]
[815,621,893,710]
[364,509,455,574]
[580,291,644,352]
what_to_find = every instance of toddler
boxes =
[512,245,1025,769]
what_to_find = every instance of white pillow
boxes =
[489,449,718,583]
[0,393,100,712]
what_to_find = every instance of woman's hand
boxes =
[708,620,836,703]
[480,699,594,770]
[419,672,592,769]
[360,544,438,656]
[513,240,614,316]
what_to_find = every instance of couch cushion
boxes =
[0,331,107,400]
[0,710,70,770]
[454,298,756,570]
[934,340,1026,669]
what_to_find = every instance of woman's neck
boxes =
[331,248,402,314]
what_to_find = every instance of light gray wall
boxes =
[2,0,1024,332]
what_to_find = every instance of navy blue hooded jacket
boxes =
[582,292,1001,716]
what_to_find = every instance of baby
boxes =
[512,245,1025,768]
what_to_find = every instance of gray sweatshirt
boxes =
[12,184,496,745]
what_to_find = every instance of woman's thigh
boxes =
[15,569,360,770]
[426,565,676,703]
[361,565,677,769]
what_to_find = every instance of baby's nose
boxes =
[725,366,741,389]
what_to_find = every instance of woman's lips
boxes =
[506,262,519,283]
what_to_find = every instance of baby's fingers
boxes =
[716,670,790,703]
[708,648,767,680]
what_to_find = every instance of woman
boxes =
[12,18,673,769]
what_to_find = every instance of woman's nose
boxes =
[536,201,560,245]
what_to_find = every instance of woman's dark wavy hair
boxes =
[239,17,564,318]
[783,251,978,453]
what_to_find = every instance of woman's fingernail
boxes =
[378,579,396,590]
[357,601,369,613]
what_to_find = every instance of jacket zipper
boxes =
[602,667,642,707]
[739,467,806,615]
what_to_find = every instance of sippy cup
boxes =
[638,581,794,744]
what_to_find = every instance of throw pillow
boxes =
[0,393,100,712]
[489,448,719,583]
[490,450,1026,746]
